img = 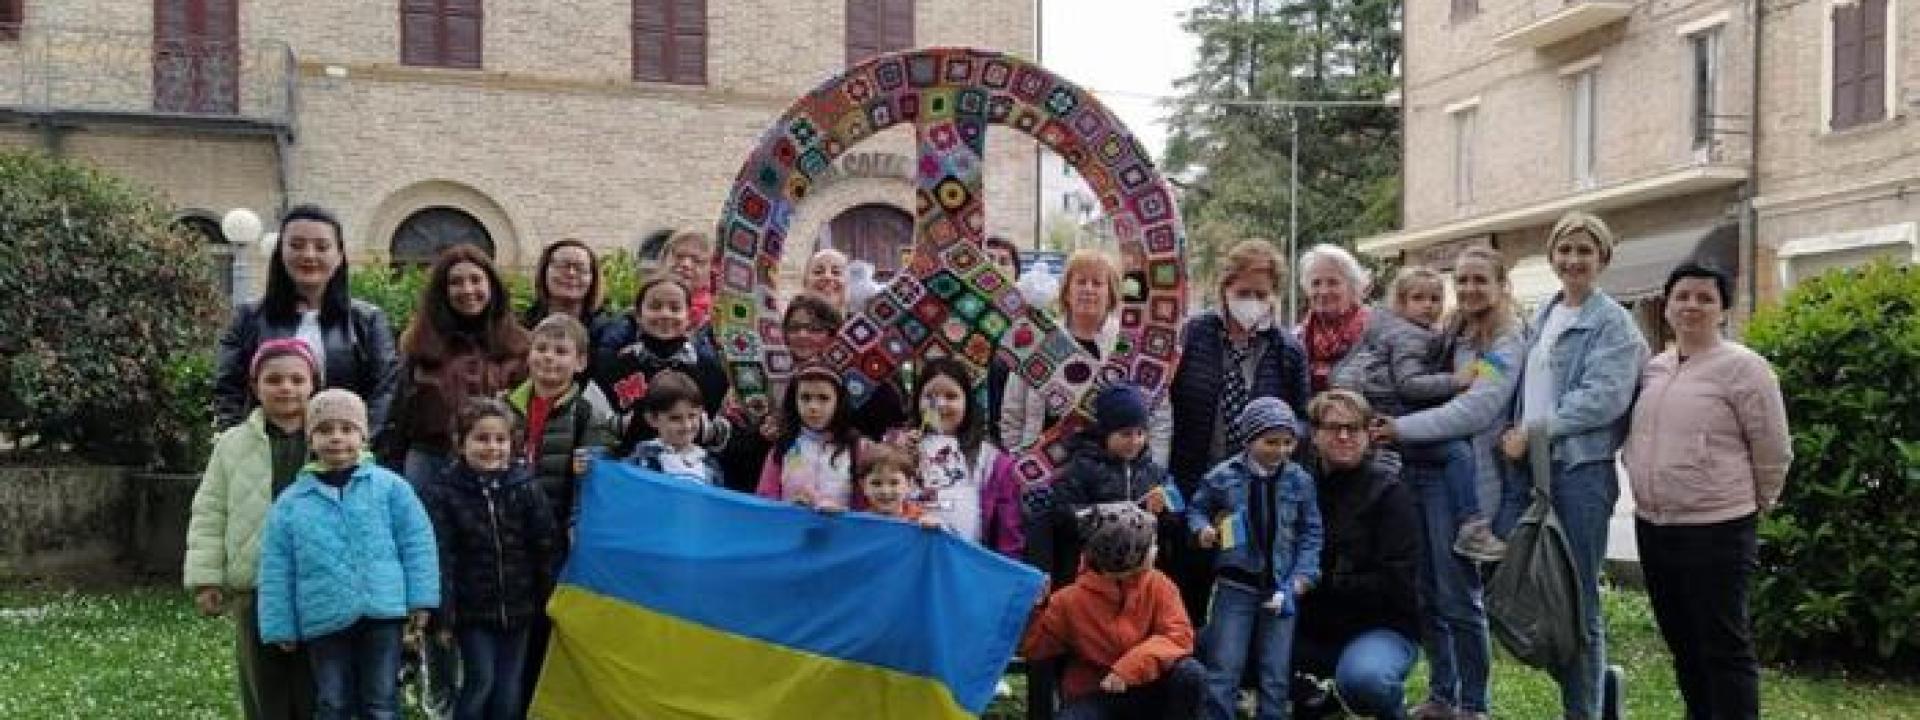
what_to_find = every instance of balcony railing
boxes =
[1494,0,1636,49]
[0,25,294,132]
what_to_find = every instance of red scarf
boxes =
[1302,305,1370,393]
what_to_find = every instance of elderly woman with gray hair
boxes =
[1497,211,1649,719]
[1295,243,1376,394]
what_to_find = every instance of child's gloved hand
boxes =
[193,587,225,618]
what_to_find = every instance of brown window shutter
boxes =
[1831,1,1863,129]
[670,0,707,85]
[846,0,881,66]
[881,0,914,53]
[401,0,443,66]
[633,0,670,82]
[0,0,22,41]
[444,0,483,69]
[1858,0,1888,124]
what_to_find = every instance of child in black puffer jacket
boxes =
[419,397,558,720]
[1030,384,1182,585]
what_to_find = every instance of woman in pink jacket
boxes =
[1622,261,1792,720]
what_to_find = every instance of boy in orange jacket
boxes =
[1020,503,1206,719]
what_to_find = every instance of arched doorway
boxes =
[173,213,231,299]
[390,206,494,268]
[825,203,913,278]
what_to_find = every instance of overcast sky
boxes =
[1040,0,1200,162]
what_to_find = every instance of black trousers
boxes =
[1636,514,1761,720]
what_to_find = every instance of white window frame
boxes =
[1688,26,1722,159]
[1560,58,1601,189]
[1820,0,1901,132]
[1776,221,1919,287]
[1447,98,1480,213]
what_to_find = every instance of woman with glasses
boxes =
[1292,389,1421,719]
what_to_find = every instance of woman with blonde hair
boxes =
[1372,245,1526,719]
[998,249,1169,461]
[1162,238,1312,625]
[1499,211,1648,718]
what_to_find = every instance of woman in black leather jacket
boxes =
[213,204,400,445]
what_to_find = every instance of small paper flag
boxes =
[1150,482,1185,514]
[1215,511,1247,551]
[1473,352,1512,383]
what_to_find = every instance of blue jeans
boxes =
[403,450,458,718]
[1403,439,1481,521]
[1407,451,1492,713]
[455,625,531,720]
[1200,580,1295,720]
[1295,627,1418,719]
[1498,457,1618,719]
[308,619,405,720]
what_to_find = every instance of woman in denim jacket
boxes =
[1497,211,1650,720]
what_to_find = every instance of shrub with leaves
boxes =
[0,150,224,466]
[1746,262,1920,669]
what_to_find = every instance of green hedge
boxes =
[0,150,224,468]
[350,249,644,335]
[1746,262,1920,669]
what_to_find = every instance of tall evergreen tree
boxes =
[1164,0,1401,309]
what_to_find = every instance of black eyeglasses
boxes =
[1317,422,1367,438]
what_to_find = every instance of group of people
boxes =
[181,203,1791,720]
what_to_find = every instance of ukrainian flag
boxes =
[532,462,1045,719]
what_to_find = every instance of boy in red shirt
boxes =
[1021,504,1206,719]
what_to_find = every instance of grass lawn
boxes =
[2,585,1916,719]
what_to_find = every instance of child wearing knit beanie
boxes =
[1186,396,1324,719]
[256,389,440,718]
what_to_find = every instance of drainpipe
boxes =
[1033,0,1045,252]
[1741,0,1764,323]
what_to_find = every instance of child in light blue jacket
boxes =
[257,389,439,719]
[1187,397,1323,720]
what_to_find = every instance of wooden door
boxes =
[829,204,914,278]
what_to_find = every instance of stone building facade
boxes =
[1371,0,1754,340]
[1752,0,1918,301]
[1375,0,1918,333]
[0,0,1039,289]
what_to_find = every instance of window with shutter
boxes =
[633,0,707,85]
[154,0,239,114]
[847,0,914,66]
[0,0,22,41]
[1831,0,1889,130]
[401,0,483,69]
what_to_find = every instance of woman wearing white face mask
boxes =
[1162,239,1313,626]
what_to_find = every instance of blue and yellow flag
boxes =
[532,462,1045,719]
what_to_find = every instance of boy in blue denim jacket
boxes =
[1187,396,1323,720]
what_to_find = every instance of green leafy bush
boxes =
[0,150,224,466]
[350,249,641,336]
[347,263,429,337]
[1746,262,1920,669]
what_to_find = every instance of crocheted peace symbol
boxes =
[712,47,1188,492]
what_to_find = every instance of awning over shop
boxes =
[1596,222,1740,301]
